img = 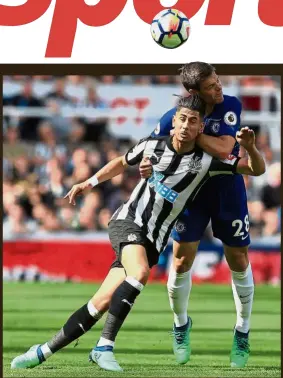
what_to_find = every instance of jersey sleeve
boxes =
[209,155,241,176]
[218,97,242,138]
[151,107,177,137]
[125,137,148,166]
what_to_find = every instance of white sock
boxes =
[87,300,102,319]
[40,343,53,359]
[97,336,115,348]
[167,264,192,327]
[231,263,254,334]
[125,276,144,292]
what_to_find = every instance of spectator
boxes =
[45,77,74,106]
[3,204,37,238]
[34,121,68,167]
[4,79,43,140]
[2,74,280,241]
[261,162,281,210]
[97,208,112,231]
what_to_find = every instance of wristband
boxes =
[87,175,99,187]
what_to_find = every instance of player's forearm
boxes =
[246,146,266,176]
[196,134,233,159]
[86,156,127,187]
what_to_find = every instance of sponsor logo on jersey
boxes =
[224,111,237,126]
[149,152,161,165]
[223,155,237,165]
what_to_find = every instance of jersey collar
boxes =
[167,136,196,156]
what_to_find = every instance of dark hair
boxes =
[179,62,216,91]
[176,95,206,118]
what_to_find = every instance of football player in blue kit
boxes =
[140,62,253,368]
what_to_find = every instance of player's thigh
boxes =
[172,240,200,272]
[121,244,150,284]
[91,267,126,312]
[211,175,250,248]
[172,202,210,243]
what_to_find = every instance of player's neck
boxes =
[172,137,195,155]
[205,104,214,116]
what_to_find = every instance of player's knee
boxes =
[90,295,110,313]
[224,245,249,271]
[174,256,192,273]
[132,265,150,284]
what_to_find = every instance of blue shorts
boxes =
[172,174,250,247]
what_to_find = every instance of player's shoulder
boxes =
[152,107,177,136]
[222,95,242,110]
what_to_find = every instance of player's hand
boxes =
[64,181,89,206]
[139,157,153,179]
[236,127,255,150]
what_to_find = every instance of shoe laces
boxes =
[235,334,250,355]
[170,329,188,345]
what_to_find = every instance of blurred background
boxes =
[2,74,281,285]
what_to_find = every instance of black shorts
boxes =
[108,220,159,269]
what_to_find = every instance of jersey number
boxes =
[232,215,249,237]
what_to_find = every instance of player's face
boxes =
[173,108,203,143]
[198,72,224,105]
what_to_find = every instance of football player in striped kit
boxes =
[11,95,265,372]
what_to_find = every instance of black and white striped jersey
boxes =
[111,136,240,253]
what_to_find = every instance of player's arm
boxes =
[209,128,265,177]
[196,134,235,160]
[235,127,266,176]
[196,97,242,159]
[65,138,147,205]
[64,156,128,205]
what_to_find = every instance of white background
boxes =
[0,0,283,63]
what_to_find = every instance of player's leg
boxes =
[11,267,126,369]
[167,201,210,364]
[211,174,253,368]
[90,243,150,372]
[223,244,253,368]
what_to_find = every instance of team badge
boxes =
[127,233,138,242]
[187,156,202,173]
[211,122,220,133]
[175,221,186,233]
[224,111,237,126]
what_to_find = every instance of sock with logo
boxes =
[99,277,144,344]
[231,263,254,334]
[40,301,102,359]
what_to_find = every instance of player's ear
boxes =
[189,89,197,96]
[199,122,204,134]
[172,115,176,128]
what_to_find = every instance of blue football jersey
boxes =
[151,95,242,156]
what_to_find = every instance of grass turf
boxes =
[3,282,281,377]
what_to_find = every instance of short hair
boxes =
[176,95,206,118]
[179,62,216,91]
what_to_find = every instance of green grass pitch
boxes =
[3,282,281,377]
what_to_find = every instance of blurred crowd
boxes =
[3,75,281,241]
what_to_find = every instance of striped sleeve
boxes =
[209,155,241,176]
[125,137,148,166]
